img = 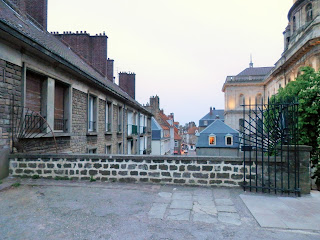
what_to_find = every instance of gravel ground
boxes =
[0,179,319,240]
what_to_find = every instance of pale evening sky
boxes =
[48,0,293,125]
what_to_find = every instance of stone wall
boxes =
[9,154,248,187]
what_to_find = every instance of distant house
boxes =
[196,120,239,156]
[186,126,199,150]
[199,107,224,132]
[151,117,170,155]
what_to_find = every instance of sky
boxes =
[48,0,293,125]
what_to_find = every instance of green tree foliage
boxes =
[272,66,320,182]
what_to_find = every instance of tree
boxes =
[273,66,320,185]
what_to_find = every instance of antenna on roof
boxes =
[249,54,253,68]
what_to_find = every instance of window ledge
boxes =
[86,132,98,136]
[105,131,112,135]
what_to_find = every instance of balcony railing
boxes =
[54,118,67,132]
[88,121,96,132]
[106,123,111,132]
[128,124,138,136]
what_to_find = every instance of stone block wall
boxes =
[9,154,248,187]
[0,60,22,151]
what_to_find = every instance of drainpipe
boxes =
[123,103,125,154]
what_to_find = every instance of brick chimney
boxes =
[10,0,48,30]
[119,72,135,99]
[53,32,108,77]
[210,107,213,115]
[149,95,160,111]
[107,59,114,82]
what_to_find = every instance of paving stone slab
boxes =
[170,200,193,210]
[218,212,241,226]
[216,205,237,213]
[148,203,168,219]
[193,213,218,224]
[215,198,234,206]
[167,209,191,221]
[172,192,192,201]
[240,193,320,231]
[193,202,217,215]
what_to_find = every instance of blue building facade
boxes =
[196,120,239,156]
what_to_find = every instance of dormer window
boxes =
[306,3,313,22]
[225,134,233,146]
[204,120,208,126]
[209,134,216,146]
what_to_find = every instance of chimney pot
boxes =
[210,107,213,115]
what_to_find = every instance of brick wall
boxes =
[9,0,47,30]
[119,72,135,99]
[54,33,107,77]
[9,154,247,187]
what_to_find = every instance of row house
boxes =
[0,0,152,154]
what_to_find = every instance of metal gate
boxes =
[240,97,300,196]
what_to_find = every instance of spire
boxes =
[249,54,253,68]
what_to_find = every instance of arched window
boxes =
[293,16,296,32]
[256,94,263,105]
[306,3,313,22]
[239,94,245,106]
[225,134,233,146]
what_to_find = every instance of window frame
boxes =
[208,134,216,146]
[225,134,233,146]
[88,94,97,132]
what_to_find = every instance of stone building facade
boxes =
[223,0,320,131]
[0,0,152,155]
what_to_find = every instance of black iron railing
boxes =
[240,97,300,196]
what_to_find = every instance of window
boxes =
[209,134,216,145]
[88,95,97,132]
[306,3,313,22]
[118,106,122,132]
[25,70,46,133]
[204,120,208,126]
[256,94,262,105]
[88,148,97,154]
[239,94,245,106]
[293,16,296,32]
[54,82,68,132]
[105,145,111,154]
[175,140,178,147]
[105,101,112,132]
[225,134,233,146]
[118,142,122,154]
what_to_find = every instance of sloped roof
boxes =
[151,117,161,130]
[200,109,224,120]
[187,126,198,135]
[0,0,150,114]
[201,120,238,134]
[237,67,273,77]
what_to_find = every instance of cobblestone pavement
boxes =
[0,178,319,240]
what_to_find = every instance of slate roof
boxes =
[200,109,224,121]
[151,117,161,131]
[0,0,150,113]
[200,120,238,134]
[237,67,273,76]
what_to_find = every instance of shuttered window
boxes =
[54,82,66,131]
[26,71,45,113]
